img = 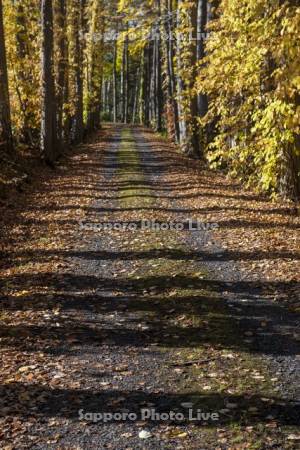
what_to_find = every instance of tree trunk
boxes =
[176,0,201,157]
[141,46,150,126]
[279,0,300,200]
[55,0,68,154]
[14,1,36,146]
[86,0,103,131]
[113,35,118,122]
[162,0,180,142]
[151,39,157,126]
[121,29,129,124]
[124,33,129,124]
[176,2,188,148]
[189,0,201,157]
[41,0,57,164]
[71,0,84,143]
[149,42,156,124]
[132,62,141,124]
[0,0,13,154]
[154,5,163,132]
[121,39,126,122]
[280,137,300,201]
[197,0,208,117]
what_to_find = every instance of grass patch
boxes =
[117,129,155,208]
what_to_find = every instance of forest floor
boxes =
[0,125,300,449]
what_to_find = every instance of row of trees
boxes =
[1,0,300,199]
[103,0,300,200]
[0,0,106,165]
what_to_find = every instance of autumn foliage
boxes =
[0,0,300,200]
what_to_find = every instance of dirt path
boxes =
[0,126,299,449]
